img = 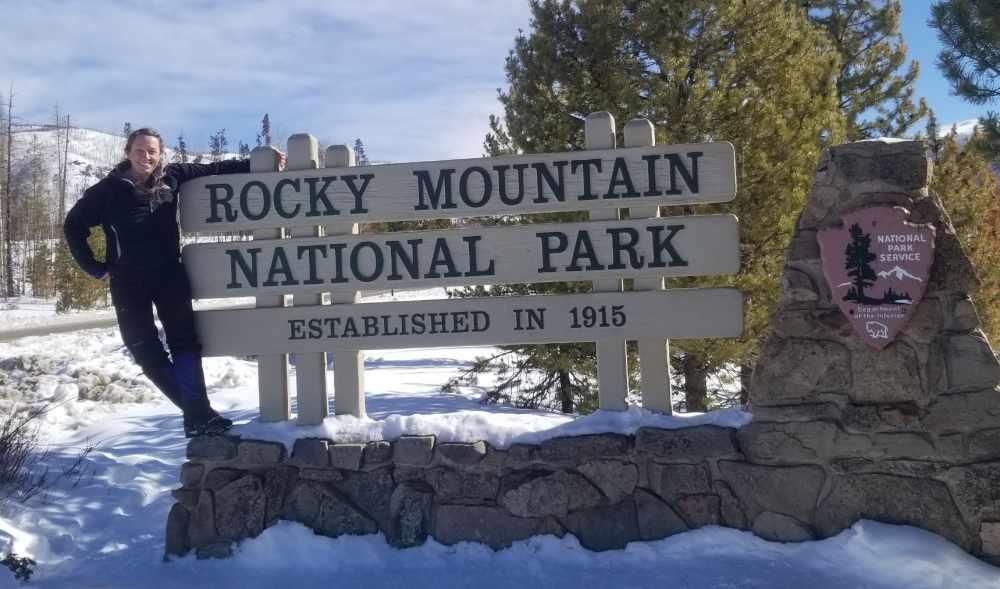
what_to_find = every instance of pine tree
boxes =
[803,0,929,140]
[925,110,943,160]
[929,130,1000,342]
[55,228,108,312]
[261,114,271,146]
[460,0,844,413]
[28,242,54,298]
[931,0,1000,104]
[843,223,877,302]
[353,138,369,165]
[173,133,189,163]
[123,122,132,138]
[930,0,1000,159]
[209,129,228,162]
[238,140,251,159]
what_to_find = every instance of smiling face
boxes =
[126,134,162,182]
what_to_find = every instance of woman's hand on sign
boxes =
[276,150,287,171]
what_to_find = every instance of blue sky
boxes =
[0,0,988,162]
[900,0,985,127]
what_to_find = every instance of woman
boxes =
[64,127,271,437]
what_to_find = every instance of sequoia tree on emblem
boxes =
[817,207,936,349]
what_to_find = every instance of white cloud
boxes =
[0,0,533,162]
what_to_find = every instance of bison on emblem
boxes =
[865,321,889,339]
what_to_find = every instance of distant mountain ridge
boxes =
[8,127,227,211]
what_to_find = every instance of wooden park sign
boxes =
[179,142,736,232]
[183,216,739,298]
[178,113,743,425]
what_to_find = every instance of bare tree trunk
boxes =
[60,114,69,225]
[681,354,709,413]
[0,91,6,299]
[557,368,574,414]
[3,84,15,298]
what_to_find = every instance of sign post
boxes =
[324,144,365,418]
[248,146,290,422]
[286,134,328,425]
[624,118,672,413]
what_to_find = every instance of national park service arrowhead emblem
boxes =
[817,207,936,350]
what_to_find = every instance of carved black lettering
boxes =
[263,247,299,287]
[425,239,461,278]
[532,161,568,203]
[273,178,302,219]
[342,317,360,338]
[341,174,373,214]
[411,313,426,335]
[459,167,492,207]
[206,183,237,223]
[240,181,271,221]
[289,319,306,340]
[350,241,384,282]
[642,155,662,197]
[463,235,495,277]
[297,244,327,285]
[430,313,448,334]
[606,227,644,269]
[605,157,639,199]
[329,243,349,284]
[226,248,260,289]
[566,231,605,271]
[472,311,490,332]
[413,169,457,210]
[571,159,602,201]
[451,311,469,333]
[387,239,423,281]
[537,231,568,273]
[665,152,701,195]
[304,176,340,217]
[647,224,689,267]
[380,315,400,336]
[495,164,528,206]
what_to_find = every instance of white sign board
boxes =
[197,288,743,356]
[182,215,740,299]
[178,143,736,232]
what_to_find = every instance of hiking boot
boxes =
[206,410,233,430]
[184,415,234,438]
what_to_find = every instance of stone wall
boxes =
[165,141,1000,564]
[167,427,756,559]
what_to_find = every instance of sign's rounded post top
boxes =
[287,133,320,171]
[585,112,616,150]
[326,145,355,168]
[249,145,282,173]
[625,119,655,148]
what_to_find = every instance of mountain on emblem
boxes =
[877,265,923,282]
[817,207,936,350]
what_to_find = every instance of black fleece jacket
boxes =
[64,159,250,279]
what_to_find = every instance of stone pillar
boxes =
[748,140,1000,562]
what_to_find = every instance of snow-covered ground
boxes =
[0,300,997,588]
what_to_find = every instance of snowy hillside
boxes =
[8,127,231,211]
[10,127,126,204]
